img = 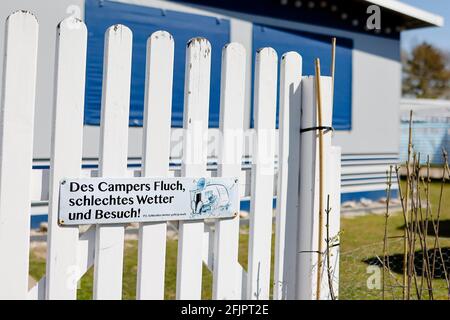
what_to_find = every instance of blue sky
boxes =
[401,0,450,52]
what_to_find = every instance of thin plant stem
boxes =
[325,195,336,300]
[382,166,393,300]
[403,110,413,300]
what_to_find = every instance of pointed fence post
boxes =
[0,11,39,300]
[247,47,278,300]
[137,30,174,300]
[46,16,87,300]
[212,43,246,299]
[93,24,133,300]
[273,52,302,300]
[176,38,211,300]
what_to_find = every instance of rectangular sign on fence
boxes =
[58,177,239,225]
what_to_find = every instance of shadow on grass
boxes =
[364,247,450,279]
[397,220,450,238]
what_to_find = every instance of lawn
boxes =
[29,226,273,300]
[29,181,449,300]
[339,180,450,300]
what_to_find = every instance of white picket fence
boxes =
[0,11,341,300]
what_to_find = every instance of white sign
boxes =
[58,177,239,225]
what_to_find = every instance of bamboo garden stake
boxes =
[325,37,337,299]
[314,58,324,300]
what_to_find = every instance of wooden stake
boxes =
[323,38,336,300]
[315,58,324,300]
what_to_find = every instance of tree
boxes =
[402,42,450,99]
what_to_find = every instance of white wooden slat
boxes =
[78,226,96,275]
[203,225,215,271]
[176,38,211,300]
[0,11,39,299]
[137,30,174,300]
[323,146,341,299]
[273,52,302,300]
[296,76,333,300]
[45,17,87,300]
[212,43,246,299]
[247,48,278,300]
[93,25,133,300]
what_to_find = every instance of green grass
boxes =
[29,226,276,299]
[339,180,450,300]
[29,237,214,300]
[29,181,449,300]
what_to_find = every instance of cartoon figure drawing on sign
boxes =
[190,178,232,216]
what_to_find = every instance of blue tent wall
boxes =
[84,0,230,127]
[252,25,353,130]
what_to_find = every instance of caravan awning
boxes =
[364,0,444,29]
[176,0,444,37]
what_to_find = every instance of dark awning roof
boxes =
[176,0,444,38]
[363,0,443,29]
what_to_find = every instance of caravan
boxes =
[190,178,231,216]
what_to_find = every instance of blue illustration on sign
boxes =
[190,178,233,217]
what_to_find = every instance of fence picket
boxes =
[93,25,133,300]
[45,16,87,299]
[247,48,278,300]
[0,11,39,299]
[137,31,174,300]
[176,38,211,300]
[212,43,246,299]
[273,52,302,300]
